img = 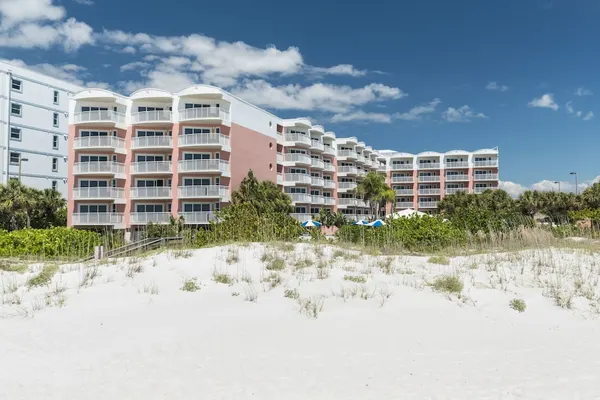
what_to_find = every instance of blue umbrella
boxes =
[302,220,322,228]
[354,220,369,225]
[366,219,386,227]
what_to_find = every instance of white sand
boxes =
[2,244,600,399]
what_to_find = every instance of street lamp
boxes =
[18,157,29,182]
[554,181,561,192]
[570,172,578,195]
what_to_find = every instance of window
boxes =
[80,155,108,162]
[79,204,108,213]
[183,127,211,135]
[51,181,58,191]
[136,204,164,213]
[183,203,211,212]
[11,78,22,91]
[9,152,20,165]
[10,127,21,141]
[81,106,108,112]
[80,130,109,137]
[11,103,22,116]
[53,113,59,127]
[52,157,58,172]
[52,135,59,150]
[53,90,59,105]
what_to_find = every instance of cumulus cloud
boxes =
[395,98,441,121]
[500,176,600,198]
[486,81,508,91]
[575,87,593,96]
[565,101,593,121]
[441,105,487,123]
[583,111,594,121]
[528,93,559,111]
[331,111,393,124]
[307,64,367,77]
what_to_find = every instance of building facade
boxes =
[66,84,499,231]
[0,61,83,197]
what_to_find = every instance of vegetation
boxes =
[0,227,101,258]
[432,275,463,294]
[27,264,59,288]
[428,255,450,265]
[266,257,285,271]
[284,288,300,299]
[0,181,66,231]
[213,273,233,284]
[509,298,527,312]
[316,209,349,228]
[344,275,367,283]
[181,278,200,292]
[354,171,395,218]
[232,170,293,215]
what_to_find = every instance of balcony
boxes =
[178,159,230,176]
[131,136,173,149]
[356,199,367,208]
[396,202,414,208]
[283,173,311,185]
[284,153,311,166]
[311,159,325,169]
[391,176,413,183]
[283,133,312,147]
[130,187,172,199]
[446,174,469,182]
[418,201,439,208]
[418,163,441,170]
[323,197,336,206]
[73,187,125,202]
[311,141,325,152]
[323,180,335,189]
[323,163,335,172]
[130,161,172,175]
[291,213,312,222]
[473,160,498,167]
[73,110,125,126]
[73,161,124,176]
[474,174,499,181]
[338,198,357,207]
[338,150,358,160]
[445,161,469,168]
[277,173,283,185]
[446,188,468,195]
[323,146,336,156]
[357,169,366,177]
[178,185,229,199]
[311,177,324,187]
[356,157,365,165]
[395,189,414,195]
[287,193,311,204]
[475,186,496,193]
[391,164,413,170]
[131,110,172,124]
[338,166,358,176]
[418,176,441,183]
[130,212,172,225]
[378,165,387,172]
[178,107,230,124]
[178,134,231,152]
[311,195,324,205]
[418,188,441,195]
[338,182,357,191]
[180,212,216,224]
[72,213,124,226]
[73,136,126,153]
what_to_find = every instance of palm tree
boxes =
[356,172,395,218]
[0,180,36,229]
[35,188,67,227]
[232,170,293,215]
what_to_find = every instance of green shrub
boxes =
[0,227,101,258]
[509,298,526,312]
[266,257,285,271]
[27,264,59,288]
[213,273,233,285]
[428,255,450,265]
[284,288,300,299]
[181,279,200,292]
[0,262,28,273]
[344,275,367,283]
[432,275,463,294]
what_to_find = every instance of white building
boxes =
[0,61,83,198]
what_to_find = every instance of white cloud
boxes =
[500,176,600,198]
[583,111,594,121]
[120,61,151,72]
[331,111,393,124]
[528,93,559,111]
[486,81,508,91]
[395,98,441,121]
[0,0,64,27]
[230,80,405,113]
[499,181,528,198]
[565,101,594,121]
[441,105,487,123]
[73,0,94,4]
[308,64,367,77]
[121,46,136,54]
[566,101,574,114]
[575,87,593,96]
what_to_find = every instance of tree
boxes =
[582,183,600,209]
[0,181,66,231]
[355,172,395,218]
[317,209,347,228]
[232,170,293,215]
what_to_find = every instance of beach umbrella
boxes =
[390,208,426,219]
[301,220,322,228]
[367,219,386,227]
[354,220,369,225]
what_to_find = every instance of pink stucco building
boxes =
[67,84,499,232]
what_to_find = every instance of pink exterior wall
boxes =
[66,125,76,227]
[123,126,134,227]
[170,123,180,216]
[230,122,277,188]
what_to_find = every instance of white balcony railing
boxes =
[132,110,172,123]
[445,161,469,168]
[418,201,439,208]
[288,193,311,203]
[130,212,172,225]
[277,173,283,185]
[130,187,172,199]
[74,110,125,124]
[396,202,414,208]
[284,133,311,146]
[391,164,413,170]
[338,150,358,159]
[323,180,335,189]
[475,186,495,193]
[180,212,216,224]
[391,176,413,183]
[323,197,336,206]
[323,146,336,156]
[378,165,387,172]
[312,195,324,205]
[178,185,229,198]
[311,177,324,187]
[418,163,441,169]
[395,189,414,195]
[73,161,124,175]
[418,189,441,195]
[178,159,229,174]
[72,213,124,225]
[356,199,368,208]
[131,136,173,149]
[323,163,335,172]
[291,213,312,222]
[338,166,358,175]
[178,107,230,122]
[284,173,311,184]
[311,159,325,169]
[284,153,311,164]
[418,176,441,182]
[73,136,125,151]
[446,175,469,181]
[338,198,357,206]
[474,174,499,181]
[311,141,325,152]
[338,182,357,191]
[446,188,468,195]
[130,161,172,174]
[473,160,498,167]
[73,187,124,200]
[178,133,230,149]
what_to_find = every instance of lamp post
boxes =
[18,157,29,182]
[570,172,578,195]
[554,181,561,192]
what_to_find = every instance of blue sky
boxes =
[1,0,599,195]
